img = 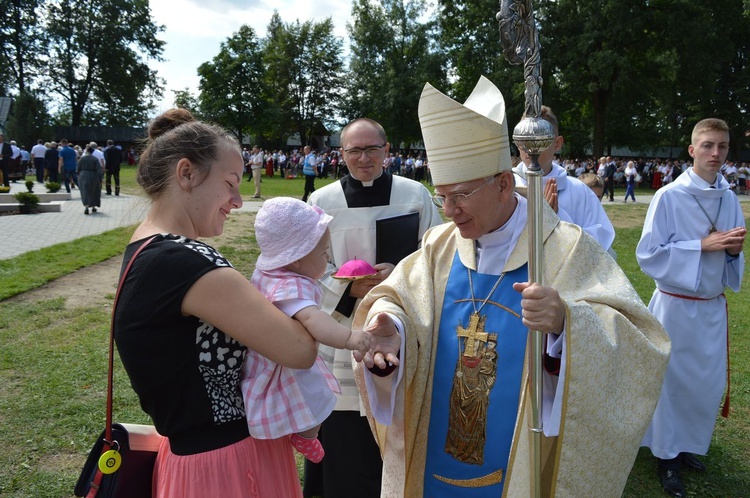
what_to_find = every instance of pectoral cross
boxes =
[457,312,490,357]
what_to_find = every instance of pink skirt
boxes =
[153,434,302,498]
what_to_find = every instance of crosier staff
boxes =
[497,1,554,497]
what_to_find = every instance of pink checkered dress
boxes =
[241,269,340,439]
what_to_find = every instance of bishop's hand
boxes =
[354,312,401,370]
[512,282,565,334]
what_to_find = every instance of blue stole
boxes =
[424,252,528,496]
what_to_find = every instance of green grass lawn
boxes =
[0,171,748,497]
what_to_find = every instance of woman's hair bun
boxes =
[148,108,196,140]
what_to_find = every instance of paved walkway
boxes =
[0,182,263,260]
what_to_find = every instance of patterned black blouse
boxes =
[114,234,249,455]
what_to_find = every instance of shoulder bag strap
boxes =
[105,236,157,441]
[87,235,157,498]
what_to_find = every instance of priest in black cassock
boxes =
[303,118,442,498]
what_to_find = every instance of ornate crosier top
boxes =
[498,0,544,119]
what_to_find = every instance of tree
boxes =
[172,88,201,118]
[5,90,50,148]
[345,0,446,150]
[437,0,539,146]
[0,0,44,94]
[436,0,750,159]
[259,11,297,148]
[43,0,165,126]
[536,0,660,158]
[198,25,265,143]
[647,0,750,159]
[438,0,510,97]
[262,15,344,148]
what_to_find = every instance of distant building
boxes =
[52,126,147,148]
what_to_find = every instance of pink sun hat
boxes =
[254,197,333,271]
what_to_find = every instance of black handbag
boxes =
[74,423,163,497]
[75,236,164,498]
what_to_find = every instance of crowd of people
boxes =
[234,141,749,209]
[241,146,346,182]
[561,156,750,197]
[239,146,435,184]
[48,76,744,498]
[0,136,137,214]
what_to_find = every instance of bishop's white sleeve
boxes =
[542,330,566,437]
[362,314,406,426]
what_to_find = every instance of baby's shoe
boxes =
[290,433,324,463]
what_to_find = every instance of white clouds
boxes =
[149,0,353,113]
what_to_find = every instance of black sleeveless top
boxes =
[114,234,249,455]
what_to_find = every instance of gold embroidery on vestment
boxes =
[445,311,499,464]
[433,468,504,487]
[457,313,489,357]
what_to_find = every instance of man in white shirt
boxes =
[10,140,21,163]
[242,147,251,170]
[31,139,47,183]
[574,163,585,178]
[722,160,737,184]
[88,142,105,169]
[278,150,287,177]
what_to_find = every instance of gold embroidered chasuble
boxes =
[353,204,670,497]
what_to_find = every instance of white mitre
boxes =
[418,76,512,186]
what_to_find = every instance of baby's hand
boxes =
[346,329,372,354]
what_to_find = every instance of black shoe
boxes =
[658,467,686,497]
[84,207,89,215]
[92,206,97,213]
[680,452,706,473]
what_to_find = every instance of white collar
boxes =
[475,193,526,274]
[351,169,383,187]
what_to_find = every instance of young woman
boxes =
[113,109,317,497]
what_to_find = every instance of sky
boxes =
[149,0,355,114]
